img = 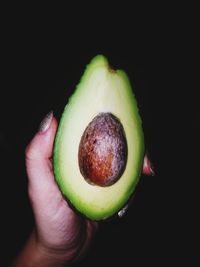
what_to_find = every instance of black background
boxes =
[0,4,198,266]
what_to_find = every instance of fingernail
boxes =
[143,153,155,176]
[39,111,53,132]
[118,203,129,218]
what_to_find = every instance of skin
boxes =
[11,113,153,267]
[12,115,97,267]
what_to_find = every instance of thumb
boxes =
[26,111,57,161]
[25,112,58,200]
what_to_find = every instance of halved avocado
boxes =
[53,55,145,220]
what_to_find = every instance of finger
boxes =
[118,194,135,218]
[26,111,56,161]
[25,112,59,201]
[142,152,155,176]
[118,152,155,218]
[73,220,98,263]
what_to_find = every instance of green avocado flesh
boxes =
[53,55,145,220]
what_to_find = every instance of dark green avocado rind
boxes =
[53,55,145,220]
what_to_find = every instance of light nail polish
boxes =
[39,111,53,132]
[118,203,129,218]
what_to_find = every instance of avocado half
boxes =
[53,55,145,220]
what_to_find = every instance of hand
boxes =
[12,112,97,267]
[12,111,153,267]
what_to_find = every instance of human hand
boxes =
[12,112,97,267]
[12,111,153,267]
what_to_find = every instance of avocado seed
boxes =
[78,113,128,186]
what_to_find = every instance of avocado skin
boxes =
[53,55,145,220]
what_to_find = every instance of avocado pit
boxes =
[78,113,128,186]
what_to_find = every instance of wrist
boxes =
[12,230,71,267]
